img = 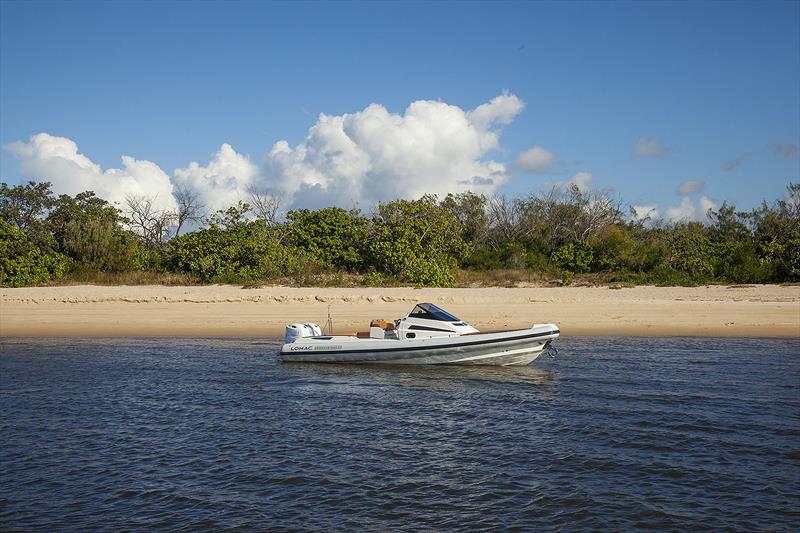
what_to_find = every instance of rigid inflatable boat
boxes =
[280,303,559,366]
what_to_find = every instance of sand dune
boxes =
[1,284,798,337]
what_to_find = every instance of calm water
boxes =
[1,336,798,531]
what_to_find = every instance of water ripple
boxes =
[1,336,798,531]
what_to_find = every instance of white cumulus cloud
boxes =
[548,172,594,194]
[173,143,258,212]
[665,179,716,222]
[261,92,524,208]
[467,92,526,133]
[5,92,525,214]
[564,172,593,192]
[5,133,176,212]
[515,145,556,173]
[665,195,717,222]
[634,137,671,158]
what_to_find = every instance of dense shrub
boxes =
[750,185,800,281]
[0,220,68,286]
[551,241,593,273]
[166,222,318,283]
[663,226,716,281]
[286,207,368,270]
[368,195,469,286]
[48,191,148,273]
[2,179,798,287]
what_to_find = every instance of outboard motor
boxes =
[285,323,322,343]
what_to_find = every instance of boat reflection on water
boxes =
[281,358,557,389]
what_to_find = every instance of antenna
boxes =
[323,304,333,335]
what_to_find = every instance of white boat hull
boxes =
[280,325,559,366]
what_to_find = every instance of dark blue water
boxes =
[1,337,798,531]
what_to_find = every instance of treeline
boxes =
[1,180,798,287]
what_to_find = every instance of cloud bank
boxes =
[5,133,177,212]
[6,93,525,213]
[262,92,524,209]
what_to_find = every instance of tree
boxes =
[173,184,206,237]
[0,219,68,287]
[588,223,656,273]
[485,194,527,247]
[166,212,316,283]
[750,183,800,281]
[50,191,143,272]
[124,194,176,249]
[205,201,252,231]
[527,185,623,247]
[286,207,368,270]
[441,192,489,243]
[663,223,716,282]
[0,181,56,244]
[569,186,624,241]
[368,195,469,286]
[248,186,282,228]
[551,241,593,273]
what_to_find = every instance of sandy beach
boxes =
[1,284,798,337]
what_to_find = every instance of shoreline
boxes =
[2,284,799,338]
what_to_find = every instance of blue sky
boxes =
[1,0,798,218]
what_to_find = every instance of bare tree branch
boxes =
[173,184,206,236]
[124,194,176,248]
[247,186,282,227]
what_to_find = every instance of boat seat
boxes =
[370,319,395,330]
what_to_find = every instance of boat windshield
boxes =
[408,303,461,322]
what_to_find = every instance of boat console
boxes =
[395,303,479,339]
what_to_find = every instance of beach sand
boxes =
[1,284,798,337]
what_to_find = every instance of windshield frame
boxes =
[408,303,461,322]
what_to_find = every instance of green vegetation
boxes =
[165,205,319,284]
[286,207,368,271]
[369,195,468,286]
[0,220,68,287]
[1,180,798,287]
